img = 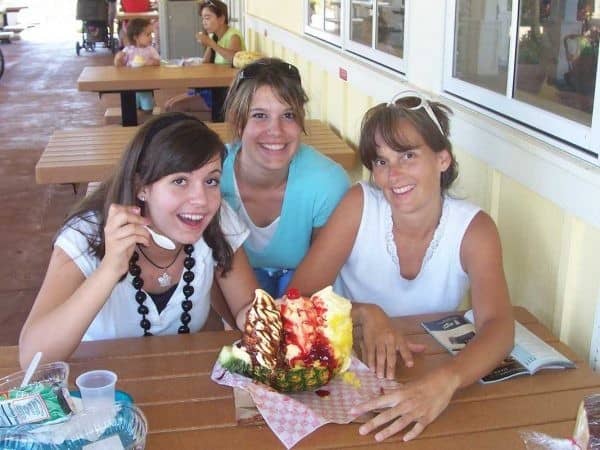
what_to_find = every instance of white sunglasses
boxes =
[387,90,444,135]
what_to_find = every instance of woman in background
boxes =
[164,0,244,122]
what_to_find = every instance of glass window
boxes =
[446,0,598,159]
[377,1,404,58]
[350,1,373,46]
[453,0,512,94]
[308,0,342,37]
[514,0,596,126]
[305,0,405,69]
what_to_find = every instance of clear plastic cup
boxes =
[75,370,117,411]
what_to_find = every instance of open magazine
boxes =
[421,310,575,384]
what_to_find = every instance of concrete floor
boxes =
[0,25,189,345]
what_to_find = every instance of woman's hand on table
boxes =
[350,366,460,442]
[100,204,150,278]
[354,303,425,379]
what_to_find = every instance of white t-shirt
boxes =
[55,203,249,340]
[334,181,480,317]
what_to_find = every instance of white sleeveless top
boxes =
[334,181,480,317]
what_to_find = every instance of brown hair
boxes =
[126,18,151,45]
[359,98,458,191]
[200,0,228,25]
[61,113,235,274]
[224,57,308,141]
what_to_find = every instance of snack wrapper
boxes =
[0,381,74,428]
[520,393,600,450]
[211,357,400,449]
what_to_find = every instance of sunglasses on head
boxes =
[387,90,444,135]
[239,61,301,84]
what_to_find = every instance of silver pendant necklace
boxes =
[136,245,183,287]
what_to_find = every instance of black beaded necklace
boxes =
[129,244,196,336]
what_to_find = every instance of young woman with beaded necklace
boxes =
[19,113,257,368]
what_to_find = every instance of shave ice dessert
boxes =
[218,286,353,392]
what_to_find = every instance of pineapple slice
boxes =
[218,287,353,392]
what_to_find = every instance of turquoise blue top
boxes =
[221,142,350,269]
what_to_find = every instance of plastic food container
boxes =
[0,361,70,392]
[0,401,148,449]
[161,58,183,68]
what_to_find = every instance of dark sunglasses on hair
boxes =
[239,61,301,84]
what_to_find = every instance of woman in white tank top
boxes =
[290,91,513,443]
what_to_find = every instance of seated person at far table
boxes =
[164,0,244,122]
[289,90,514,443]
[19,113,258,369]
[114,17,160,113]
[219,58,350,298]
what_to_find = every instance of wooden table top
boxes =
[77,64,238,92]
[35,120,357,184]
[1,307,597,449]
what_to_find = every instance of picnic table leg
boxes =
[210,87,227,123]
[120,91,138,126]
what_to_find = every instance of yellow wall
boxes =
[242,25,600,360]
[246,1,302,34]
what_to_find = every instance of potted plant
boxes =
[516,29,546,94]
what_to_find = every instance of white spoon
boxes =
[21,351,43,388]
[144,226,176,250]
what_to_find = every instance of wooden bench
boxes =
[3,25,23,32]
[0,31,14,42]
[85,181,102,196]
[35,120,357,184]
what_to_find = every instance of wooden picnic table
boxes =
[77,64,238,125]
[0,307,597,449]
[35,120,357,184]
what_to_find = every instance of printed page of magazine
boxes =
[422,311,574,384]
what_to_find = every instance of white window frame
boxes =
[224,0,243,33]
[443,0,600,164]
[304,1,344,47]
[303,0,407,73]
[345,0,407,72]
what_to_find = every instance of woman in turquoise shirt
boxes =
[221,58,350,297]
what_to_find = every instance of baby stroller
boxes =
[76,0,117,55]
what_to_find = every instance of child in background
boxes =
[114,18,160,113]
